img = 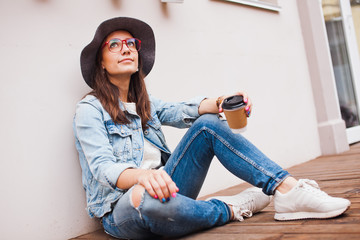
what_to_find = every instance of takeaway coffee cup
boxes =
[222,95,247,133]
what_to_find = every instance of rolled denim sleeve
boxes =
[74,101,136,190]
[150,95,207,128]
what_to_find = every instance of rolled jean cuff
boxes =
[207,199,233,223]
[266,171,291,195]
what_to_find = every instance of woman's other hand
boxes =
[137,169,179,203]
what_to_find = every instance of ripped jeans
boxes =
[102,114,290,239]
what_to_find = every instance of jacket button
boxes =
[144,130,149,135]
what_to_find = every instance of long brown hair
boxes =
[89,50,151,130]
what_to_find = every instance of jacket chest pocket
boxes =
[105,121,133,162]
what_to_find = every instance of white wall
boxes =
[0,0,321,239]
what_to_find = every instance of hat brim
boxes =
[80,17,155,88]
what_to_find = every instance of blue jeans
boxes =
[102,114,290,239]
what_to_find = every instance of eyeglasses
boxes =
[102,38,141,53]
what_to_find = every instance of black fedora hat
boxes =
[80,17,155,88]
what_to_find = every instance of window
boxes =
[322,0,360,143]
[220,0,281,12]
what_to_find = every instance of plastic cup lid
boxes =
[222,95,246,110]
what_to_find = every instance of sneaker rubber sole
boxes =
[274,206,350,221]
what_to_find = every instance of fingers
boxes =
[142,179,157,198]
[152,170,178,203]
[138,169,178,203]
[225,91,253,117]
[237,91,248,102]
[219,103,224,113]
[153,174,170,203]
[244,97,252,117]
[160,170,179,198]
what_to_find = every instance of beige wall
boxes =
[0,0,322,239]
[352,5,360,57]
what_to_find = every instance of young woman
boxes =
[73,17,351,239]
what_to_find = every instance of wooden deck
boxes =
[71,143,360,240]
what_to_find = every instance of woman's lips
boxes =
[118,58,133,63]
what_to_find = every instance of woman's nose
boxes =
[121,43,131,54]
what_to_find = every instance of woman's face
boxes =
[101,30,139,79]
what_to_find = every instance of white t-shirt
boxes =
[123,102,162,170]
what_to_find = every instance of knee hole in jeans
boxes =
[131,185,145,208]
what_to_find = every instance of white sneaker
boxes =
[206,187,271,221]
[274,179,351,221]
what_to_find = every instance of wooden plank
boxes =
[281,234,360,240]
[182,234,360,240]
[181,233,283,240]
[69,229,117,240]
[197,224,360,234]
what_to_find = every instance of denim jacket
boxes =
[73,94,205,218]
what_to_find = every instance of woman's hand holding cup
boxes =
[219,91,252,117]
[218,91,252,133]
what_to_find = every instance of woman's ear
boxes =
[101,59,105,70]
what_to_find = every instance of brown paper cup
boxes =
[223,106,247,133]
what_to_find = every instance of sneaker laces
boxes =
[298,179,329,199]
[231,197,256,221]
[232,205,253,221]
